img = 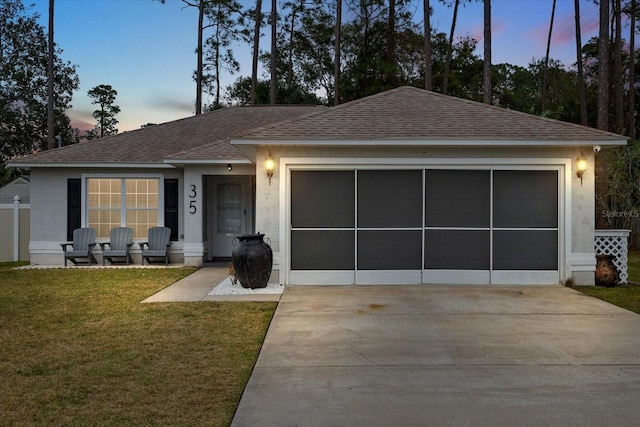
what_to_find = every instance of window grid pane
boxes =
[425,170,490,227]
[87,179,122,238]
[126,210,158,239]
[87,178,160,239]
[493,170,558,228]
[291,171,355,228]
[357,170,423,228]
[125,179,159,239]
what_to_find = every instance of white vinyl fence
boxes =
[0,195,30,262]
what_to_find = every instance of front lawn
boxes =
[574,250,640,314]
[0,264,276,426]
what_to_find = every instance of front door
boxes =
[209,177,250,258]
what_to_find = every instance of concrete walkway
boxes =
[232,285,640,426]
[141,266,282,302]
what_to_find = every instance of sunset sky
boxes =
[29,0,604,134]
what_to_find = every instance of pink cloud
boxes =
[466,18,506,43]
[70,119,94,133]
[524,11,599,51]
[580,15,599,35]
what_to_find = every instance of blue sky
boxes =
[30,0,602,133]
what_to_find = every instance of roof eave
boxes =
[231,138,628,147]
[163,159,253,166]
[6,162,176,169]
[232,145,257,162]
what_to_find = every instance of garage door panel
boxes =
[357,270,422,285]
[493,170,558,228]
[424,230,490,270]
[423,270,491,285]
[290,271,355,285]
[291,171,354,228]
[357,230,422,270]
[493,230,558,270]
[491,271,560,285]
[291,230,355,270]
[289,167,561,285]
[358,170,423,228]
[425,170,490,228]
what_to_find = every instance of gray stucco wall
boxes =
[28,167,185,265]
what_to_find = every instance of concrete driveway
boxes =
[232,285,640,426]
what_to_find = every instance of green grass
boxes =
[0,264,276,426]
[574,250,640,314]
[6,248,636,425]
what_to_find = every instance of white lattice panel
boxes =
[595,230,630,284]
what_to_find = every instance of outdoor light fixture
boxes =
[576,152,587,185]
[227,164,232,171]
[265,151,275,185]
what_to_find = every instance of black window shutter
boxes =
[164,179,179,241]
[67,179,81,241]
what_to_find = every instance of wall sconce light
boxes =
[576,152,587,185]
[227,164,232,171]
[265,151,275,185]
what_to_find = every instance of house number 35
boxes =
[189,185,197,214]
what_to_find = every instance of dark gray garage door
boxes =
[289,169,559,285]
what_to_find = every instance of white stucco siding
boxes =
[570,151,596,253]
[28,169,76,264]
[254,144,595,285]
[569,151,596,284]
[255,154,279,249]
[183,167,207,266]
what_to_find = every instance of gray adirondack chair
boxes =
[100,227,134,265]
[140,227,172,265]
[61,227,97,266]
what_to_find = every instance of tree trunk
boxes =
[215,26,221,108]
[387,0,397,87]
[287,10,294,90]
[614,0,623,133]
[542,0,556,113]
[251,0,262,105]
[442,0,460,95]
[196,0,204,115]
[596,0,611,231]
[334,0,342,105]
[483,0,491,104]
[47,0,55,150]
[100,105,105,138]
[424,0,431,90]
[630,0,636,140]
[270,0,277,105]
[598,0,610,131]
[574,0,588,126]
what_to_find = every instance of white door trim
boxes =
[281,157,571,286]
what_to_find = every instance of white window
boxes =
[87,177,160,239]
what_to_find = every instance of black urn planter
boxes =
[231,233,273,289]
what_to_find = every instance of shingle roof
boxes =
[235,86,627,143]
[10,105,324,166]
[10,87,627,169]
